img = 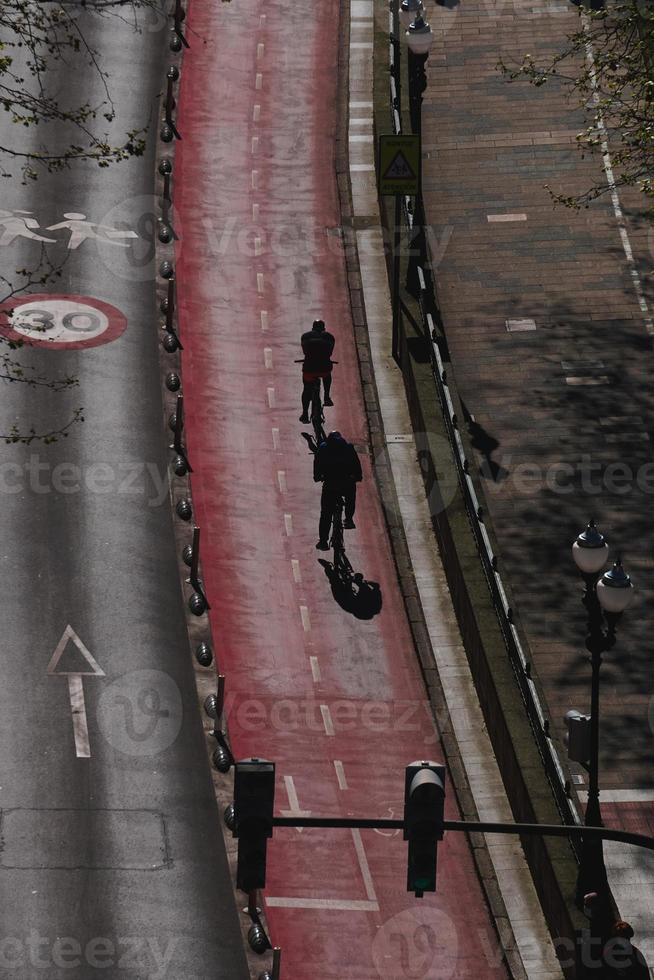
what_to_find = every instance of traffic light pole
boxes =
[272,815,654,852]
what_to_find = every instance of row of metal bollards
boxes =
[157,5,281,975]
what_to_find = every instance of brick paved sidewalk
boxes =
[420,0,654,965]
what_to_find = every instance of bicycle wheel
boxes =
[311,380,325,443]
[331,497,345,564]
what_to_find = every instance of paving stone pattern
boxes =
[421,0,654,814]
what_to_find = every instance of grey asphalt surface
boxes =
[0,4,248,978]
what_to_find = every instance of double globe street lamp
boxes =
[570,520,635,906]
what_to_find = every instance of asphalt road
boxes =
[0,4,248,978]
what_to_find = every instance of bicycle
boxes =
[295,359,337,447]
[330,493,354,582]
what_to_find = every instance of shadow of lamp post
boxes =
[571,520,635,909]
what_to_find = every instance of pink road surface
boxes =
[174,0,511,976]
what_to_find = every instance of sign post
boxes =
[378,134,420,363]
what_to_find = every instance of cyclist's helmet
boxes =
[327,430,344,443]
[312,319,326,332]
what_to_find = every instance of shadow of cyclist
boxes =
[318,560,383,619]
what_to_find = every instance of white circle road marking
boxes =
[0,294,127,349]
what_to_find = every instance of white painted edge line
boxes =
[350,41,374,48]
[266,897,379,911]
[349,134,374,143]
[578,789,654,803]
[350,101,374,108]
[351,164,375,172]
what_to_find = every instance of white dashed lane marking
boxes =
[267,387,275,408]
[310,656,321,681]
[334,760,348,789]
[277,470,287,493]
[260,309,268,330]
[272,427,280,450]
[300,605,311,632]
[284,514,293,536]
[255,73,263,90]
[320,705,335,736]
[291,559,301,583]
[253,104,261,122]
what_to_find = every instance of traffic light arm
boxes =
[271,815,654,852]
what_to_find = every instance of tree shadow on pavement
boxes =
[318,559,383,619]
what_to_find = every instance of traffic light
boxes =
[404,761,446,897]
[564,710,591,767]
[233,758,276,892]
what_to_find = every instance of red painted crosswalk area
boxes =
[174,0,510,976]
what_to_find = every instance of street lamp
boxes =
[405,16,433,139]
[400,0,424,29]
[571,521,635,906]
[404,14,433,290]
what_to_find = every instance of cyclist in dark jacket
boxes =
[300,319,335,423]
[314,431,362,550]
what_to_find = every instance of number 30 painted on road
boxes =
[0,294,127,350]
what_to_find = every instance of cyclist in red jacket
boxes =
[299,319,335,423]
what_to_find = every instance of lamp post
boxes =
[405,16,432,297]
[405,16,433,143]
[571,520,634,906]
[400,0,424,29]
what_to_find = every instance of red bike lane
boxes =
[174,0,510,976]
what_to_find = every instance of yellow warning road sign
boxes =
[378,135,420,196]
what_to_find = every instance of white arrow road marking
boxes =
[67,676,91,758]
[47,625,105,759]
[280,775,311,832]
